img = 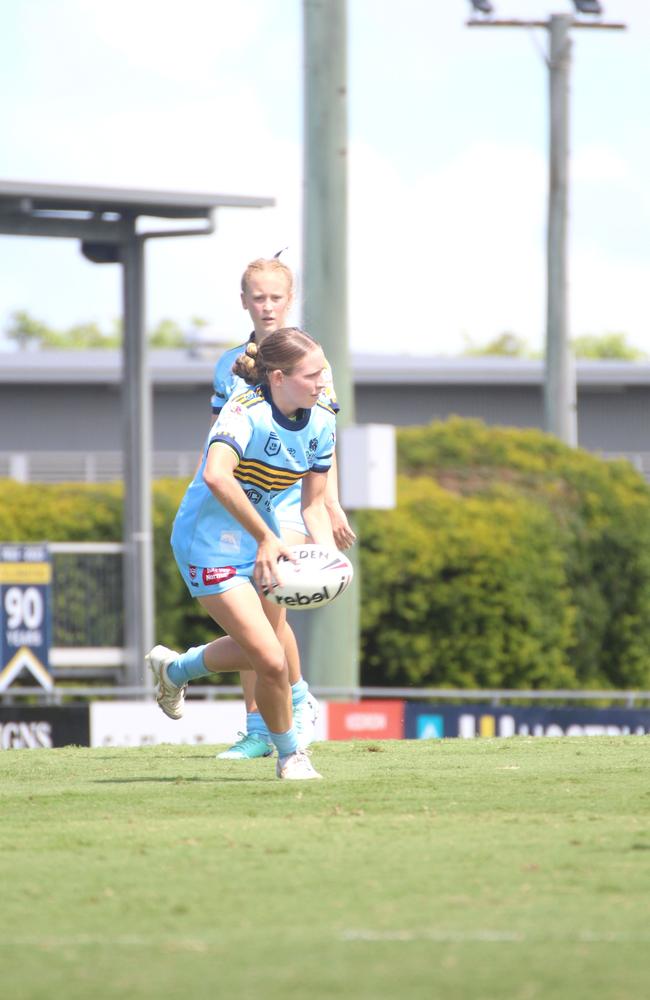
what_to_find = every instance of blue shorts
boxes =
[174,553,254,597]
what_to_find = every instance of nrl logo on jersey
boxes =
[264,432,281,456]
[245,488,263,504]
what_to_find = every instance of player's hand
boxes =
[327,504,356,550]
[254,535,296,591]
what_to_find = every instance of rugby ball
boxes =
[261,544,354,610]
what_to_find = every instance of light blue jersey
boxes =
[172,383,336,595]
[211,337,339,535]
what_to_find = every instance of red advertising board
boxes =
[327,700,405,740]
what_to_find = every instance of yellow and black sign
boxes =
[0,543,53,692]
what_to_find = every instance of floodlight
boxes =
[469,0,494,15]
[572,0,603,14]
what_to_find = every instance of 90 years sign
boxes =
[0,542,53,691]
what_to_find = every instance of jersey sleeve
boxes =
[319,358,339,413]
[211,352,235,415]
[208,397,253,461]
[310,418,336,473]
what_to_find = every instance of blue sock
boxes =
[247,711,270,742]
[270,727,299,759]
[167,645,211,686]
[291,678,309,708]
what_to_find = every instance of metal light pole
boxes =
[120,229,155,686]
[301,0,359,694]
[466,6,626,446]
[545,14,576,444]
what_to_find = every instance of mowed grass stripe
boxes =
[1,738,650,1000]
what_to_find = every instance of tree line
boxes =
[3,309,647,359]
[4,310,210,350]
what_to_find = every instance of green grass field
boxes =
[2,737,650,1000]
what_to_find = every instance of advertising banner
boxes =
[328,700,405,740]
[0,542,53,691]
[0,706,90,750]
[405,702,650,739]
[90,699,328,747]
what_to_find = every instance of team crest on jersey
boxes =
[245,488,263,504]
[264,432,281,456]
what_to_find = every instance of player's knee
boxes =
[255,652,286,684]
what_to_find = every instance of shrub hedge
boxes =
[357,418,650,689]
[2,417,650,690]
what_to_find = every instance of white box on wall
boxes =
[339,424,396,510]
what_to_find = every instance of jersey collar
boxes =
[262,384,310,430]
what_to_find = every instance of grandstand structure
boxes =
[2,350,649,482]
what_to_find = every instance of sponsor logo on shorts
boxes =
[202,566,236,586]
[189,565,197,580]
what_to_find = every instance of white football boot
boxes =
[276,749,323,780]
[146,644,186,720]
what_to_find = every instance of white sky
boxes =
[0,0,648,357]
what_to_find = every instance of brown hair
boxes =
[240,257,294,295]
[232,327,319,386]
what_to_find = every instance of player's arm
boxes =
[203,442,292,590]
[194,379,226,476]
[193,411,218,478]
[323,451,356,550]
[318,362,356,550]
[301,470,335,549]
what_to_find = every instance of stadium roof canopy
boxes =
[0,179,273,236]
[4,350,650,389]
[0,178,274,687]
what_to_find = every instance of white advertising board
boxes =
[90,700,246,747]
[90,699,329,747]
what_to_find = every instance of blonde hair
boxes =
[240,257,294,296]
[232,328,319,386]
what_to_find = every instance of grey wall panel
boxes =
[2,379,648,457]
[354,385,545,429]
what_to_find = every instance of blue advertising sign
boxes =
[405,702,650,739]
[0,543,53,691]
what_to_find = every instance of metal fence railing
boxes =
[3,685,650,707]
[3,450,650,484]
[49,542,125,679]
[0,451,197,483]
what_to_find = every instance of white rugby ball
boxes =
[262,544,354,610]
